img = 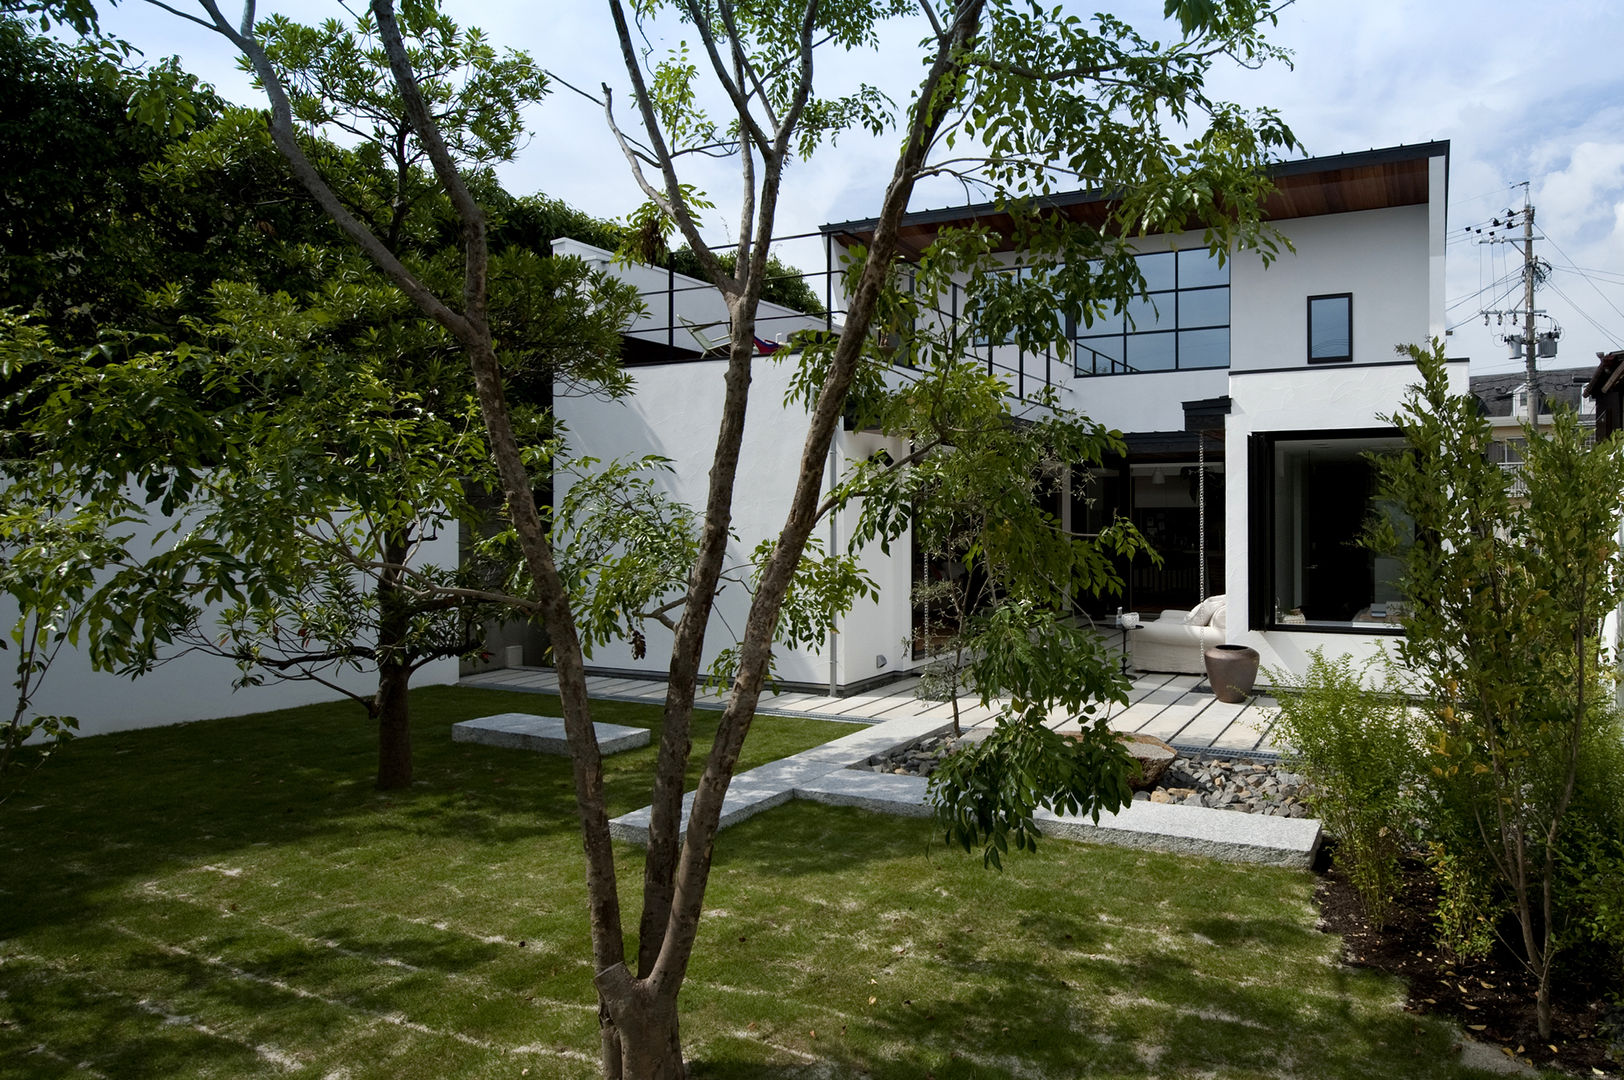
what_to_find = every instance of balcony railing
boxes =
[1500,461,1528,497]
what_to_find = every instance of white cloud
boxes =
[85,0,1624,369]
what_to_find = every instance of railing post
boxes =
[824,235,834,333]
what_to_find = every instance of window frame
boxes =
[1247,427,1406,635]
[1306,292,1353,364]
[1072,246,1230,377]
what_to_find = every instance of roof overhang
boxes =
[1586,350,1624,399]
[821,141,1450,257]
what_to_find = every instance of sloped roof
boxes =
[1469,368,1591,417]
[821,141,1449,256]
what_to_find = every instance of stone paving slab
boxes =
[458,666,1283,751]
[795,714,955,764]
[609,786,795,845]
[793,771,1319,867]
[609,751,848,845]
[1134,694,1218,743]
[1169,696,1251,748]
[1209,714,1271,753]
[795,770,933,817]
[452,713,650,756]
[1035,800,1321,868]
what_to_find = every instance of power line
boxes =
[1447,271,1521,312]
[1449,279,1524,332]
[1546,279,1624,350]
[1534,229,1624,332]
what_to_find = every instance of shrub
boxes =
[1559,706,1624,988]
[1366,341,1624,1037]
[1269,648,1418,926]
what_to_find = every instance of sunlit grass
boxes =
[0,686,1528,1078]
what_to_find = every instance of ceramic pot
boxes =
[1204,643,1260,704]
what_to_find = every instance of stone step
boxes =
[451,713,650,756]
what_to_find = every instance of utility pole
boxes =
[1475,182,1554,418]
[1521,186,1540,419]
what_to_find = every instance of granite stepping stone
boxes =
[452,713,650,756]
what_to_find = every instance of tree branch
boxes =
[173,0,471,340]
[605,0,736,291]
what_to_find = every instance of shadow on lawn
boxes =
[689,938,1473,1080]
[0,685,858,941]
[682,804,1493,1080]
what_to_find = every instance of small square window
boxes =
[1308,294,1352,363]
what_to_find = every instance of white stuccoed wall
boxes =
[555,354,914,691]
[551,240,914,691]
[0,508,461,738]
[1220,167,1458,680]
[1228,204,1433,371]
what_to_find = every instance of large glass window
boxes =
[1075,247,1230,376]
[1252,431,1406,632]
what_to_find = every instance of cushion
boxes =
[1184,594,1226,627]
[1211,599,1228,631]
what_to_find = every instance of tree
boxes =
[831,341,1155,859]
[130,0,1295,1073]
[1369,340,1624,1039]
[1,10,641,790]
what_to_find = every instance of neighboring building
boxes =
[1583,350,1624,439]
[1470,367,1596,497]
[553,141,1462,689]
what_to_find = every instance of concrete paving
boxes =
[460,665,1312,865]
[451,713,650,755]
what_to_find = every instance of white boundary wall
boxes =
[0,505,460,738]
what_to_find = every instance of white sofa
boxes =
[1128,595,1228,675]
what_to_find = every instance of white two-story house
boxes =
[554,141,1462,692]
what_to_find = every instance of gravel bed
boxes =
[857,733,1312,818]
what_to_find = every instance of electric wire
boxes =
[1545,279,1624,350]
[1534,229,1624,334]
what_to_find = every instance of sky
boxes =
[91,0,1624,382]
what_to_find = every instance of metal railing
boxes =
[620,232,1065,402]
[1499,461,1529,497]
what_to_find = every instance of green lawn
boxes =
[0,686,1524,1079]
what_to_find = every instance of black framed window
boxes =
[1248,429,1407,633]
[1307,293,1352,363]
[1073,247,1230,376]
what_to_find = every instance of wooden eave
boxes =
[822,142,1447,256]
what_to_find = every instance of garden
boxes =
[0,686,1558,1080]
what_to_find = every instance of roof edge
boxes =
[820,140,1451,238]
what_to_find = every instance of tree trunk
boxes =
[603,997,685,1080]
[374,532,413,790]
[1536,971,1553,1040]
[374,659,413,790]
[594,968,685,1080]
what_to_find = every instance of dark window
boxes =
[1308,293,1352,363]
[1249,430,1407,633]
[1072,248,1230,376]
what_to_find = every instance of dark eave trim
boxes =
[821,140,1451,240]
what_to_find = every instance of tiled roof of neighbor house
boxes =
[821,141,1449,256]
[1469,368,1592,417]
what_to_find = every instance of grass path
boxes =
[0,686,1529,1078]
